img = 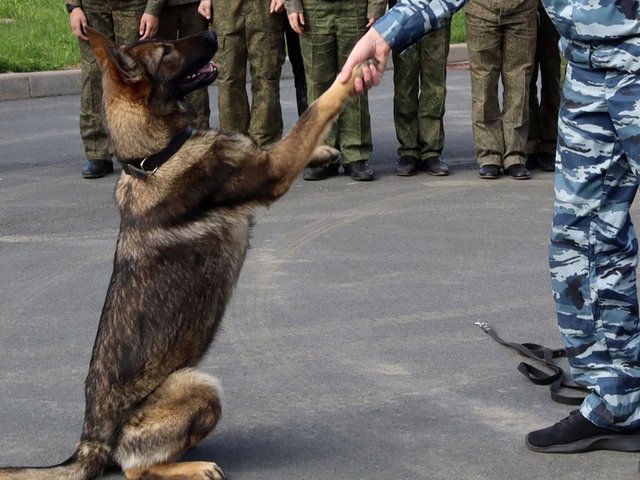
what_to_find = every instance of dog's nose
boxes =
[204,30,217,44]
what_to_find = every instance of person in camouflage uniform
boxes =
[198,0,285,148]
[158,0,211,130]
[285,0,386,181]
[534,0,640,453]
[464,0,538,180]
[67,0,163,179]
[389,0,450,178]
[525,0,561,173]
[341,0,640,455]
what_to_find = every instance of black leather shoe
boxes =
[423,156,449,176]
[394,155,420,176]
[478,164,500,179]
[303,162,340,181]
[82,159,114,179]
[525,153,539,170]
[538,152,556,172]
[504,163,531,180]
[343,160,374,181]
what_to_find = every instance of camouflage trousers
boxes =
[550,62,640,429]
[158,3,211,131]
[213,2,285,148]
[79,0,148,160]
[391,21,450,161]
[526,4,561,156]
[464,9,537,168]
[298,0,372,164]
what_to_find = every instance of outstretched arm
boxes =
[340,0,469,93]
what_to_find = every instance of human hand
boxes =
[139,13,158,39]
[198,0,213,22]
[339,28,390,93]
[270,0,285,13]
[287,12,305,35]
[69,7,88,41]
[365,17,376,28]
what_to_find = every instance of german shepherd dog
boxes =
[0,27,365,480]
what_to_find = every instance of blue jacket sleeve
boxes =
[374,0,468,53]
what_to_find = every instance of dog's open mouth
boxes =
[180,61,219,94]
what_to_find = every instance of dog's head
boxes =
[85,27,218,158]
[86,26,218,100]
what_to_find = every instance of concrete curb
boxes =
[0,43,467,102]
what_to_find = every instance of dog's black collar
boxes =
[119,126,195,179]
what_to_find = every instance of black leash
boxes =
[475,322,589,405]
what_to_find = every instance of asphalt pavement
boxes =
[1,69,640,480]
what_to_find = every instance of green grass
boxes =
[451,11,466,43]
[0,0,79,73]
[0,2,466,73]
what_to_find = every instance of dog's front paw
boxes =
[307,145,341,168]
[327,62,369,100]
[340,61,373,97]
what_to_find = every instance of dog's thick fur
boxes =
[0,28,364,480]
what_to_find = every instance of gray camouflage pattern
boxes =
[550,62,640,429]
[374,0,466,53]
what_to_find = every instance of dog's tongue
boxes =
[199,62,217,75]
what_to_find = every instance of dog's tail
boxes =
[0,442,109,480]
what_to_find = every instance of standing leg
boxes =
[500,11,536,170]
[334,0,373,168]
[391,46,420,162]
[464,12,504,169]
[78,4,117,178]
[527,63,640,453]
[246,6,285,148]
[417,20,451,176]
[214,13,250,136]
[536,6,561,159]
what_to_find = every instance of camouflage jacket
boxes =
[376,0,640,71]
[284,0,387,21]
[67,1,165,17]
[543,0,640,72]
[373,0,467,54]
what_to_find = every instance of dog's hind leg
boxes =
[113,369,224,480]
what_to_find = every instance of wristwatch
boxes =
[65,3,80,13]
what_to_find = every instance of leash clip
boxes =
[474,321,491,332]
[126,157,158,179]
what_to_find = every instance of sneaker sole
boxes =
[526,433,640,453]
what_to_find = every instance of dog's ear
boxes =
[85,26,142,83]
